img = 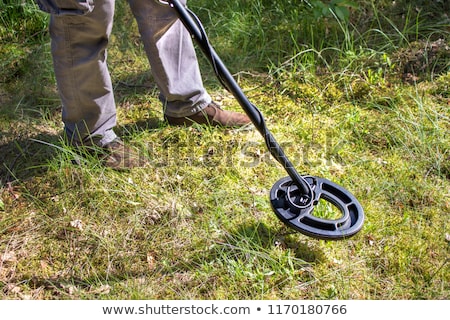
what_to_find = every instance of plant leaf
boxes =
[334,6,350,20]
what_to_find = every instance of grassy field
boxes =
[0,0,449,299]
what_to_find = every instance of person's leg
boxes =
[128,0,250,126]
[48,0,117,146]
[128,0,211,118]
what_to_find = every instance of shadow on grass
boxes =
[0,132,61,186]
[0,114,165,188]
[115,117,164,138]
[225,222,327,264]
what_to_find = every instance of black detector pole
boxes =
[161,0,365,240]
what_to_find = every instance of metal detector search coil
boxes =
[165,0,365,240]
[270,176,365,240]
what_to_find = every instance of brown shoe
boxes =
[102,138,147,170]
[165,102,251,127]
[69,135,147,170]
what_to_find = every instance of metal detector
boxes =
[159,0,365,240]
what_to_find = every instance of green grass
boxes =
[0,0,449,299]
